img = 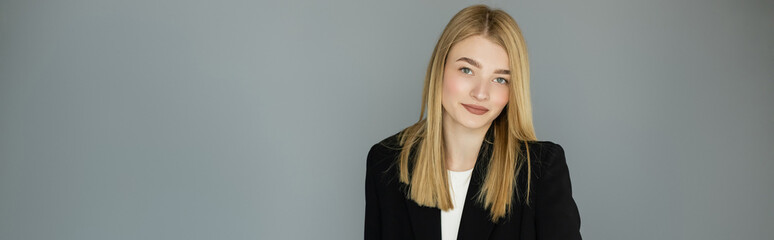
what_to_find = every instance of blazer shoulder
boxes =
[366,131,404,172]
[530,140,564,154]
[524,140,567,168]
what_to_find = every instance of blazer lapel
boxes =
[404,126,497,240]
[456,136,496,240]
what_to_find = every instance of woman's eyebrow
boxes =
[456,57,510,75]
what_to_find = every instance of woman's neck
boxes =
[442,116,491,172]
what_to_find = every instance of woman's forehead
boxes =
[447,36,509,70]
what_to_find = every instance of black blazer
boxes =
[364,127,582,240]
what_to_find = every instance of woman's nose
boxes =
[470,78,489,101]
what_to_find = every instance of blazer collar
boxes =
[404,125,497,240]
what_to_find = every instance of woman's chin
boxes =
[459,119,493,131]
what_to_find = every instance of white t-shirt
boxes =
[441,167,474,240]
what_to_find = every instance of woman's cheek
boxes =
[492,88,509,109]
[443,75,465,97]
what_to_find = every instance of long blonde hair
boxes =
[396,4,537,223]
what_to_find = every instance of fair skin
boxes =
[442,35,511,172]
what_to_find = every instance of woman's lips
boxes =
[461,103,489,115]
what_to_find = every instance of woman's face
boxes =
[441,35,510,131]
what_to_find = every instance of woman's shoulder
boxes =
[366,131,404,172]
[525,140,565,157]
[522,140,574,187]
[523,140,568,169]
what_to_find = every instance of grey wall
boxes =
[1,0,772,239]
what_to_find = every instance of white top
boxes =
[441,167,474,240]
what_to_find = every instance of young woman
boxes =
[365,4,582,240]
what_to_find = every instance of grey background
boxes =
[1,0,772,239]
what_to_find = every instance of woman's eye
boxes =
[460,67,472,75]
[494,77,509,84]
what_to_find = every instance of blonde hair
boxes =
[396,4,537,223]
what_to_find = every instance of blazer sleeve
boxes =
[364,144,382,239]
[534,142,582,239]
